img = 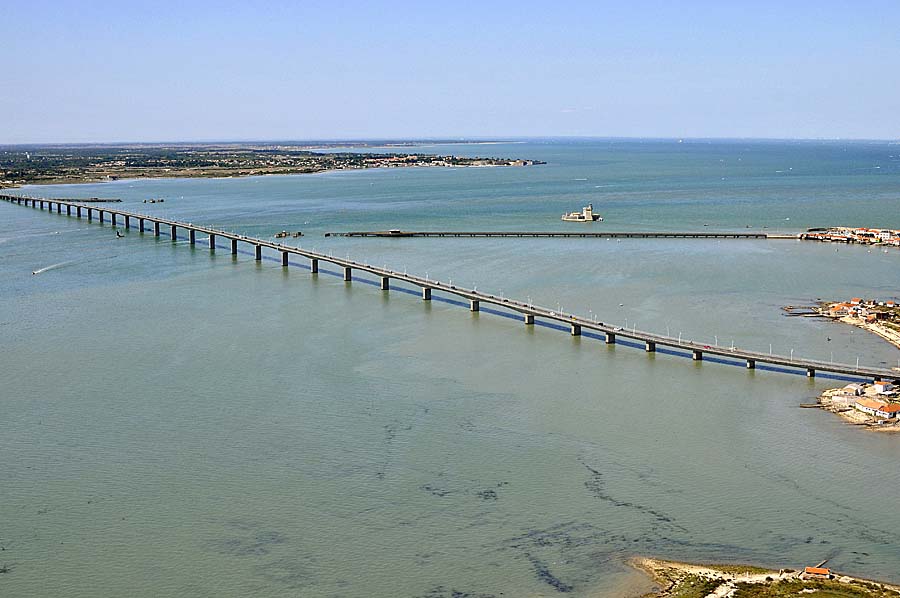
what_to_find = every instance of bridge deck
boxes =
[4,195,895,381]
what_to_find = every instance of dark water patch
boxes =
[578,458,686,531]
[477,489,498,501]
[525,553,574,592]
[415,585,497,598]
[209,530,287,557]
[421,483,453,497]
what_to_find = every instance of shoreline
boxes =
[630,557,900,597]
[0,162,524,190]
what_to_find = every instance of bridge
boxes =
[4,194,897,382]
[325,230,797,239]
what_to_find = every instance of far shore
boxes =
[0,162,518,190]
[629,556,900,597]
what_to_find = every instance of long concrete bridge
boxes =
[5,194,897,382]
[325,230,797,239]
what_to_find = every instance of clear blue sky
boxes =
[3,0,899,143]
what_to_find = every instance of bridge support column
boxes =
[571,323,581,336]
[746,359,756,370]
[470,299,479,312]
[139,218,144,232]
[254,245,262,261]
[87,208,93,221]
[231,239,238,255]
[380,276,389,290]
[76,206,82,217]
[153,221,160,236]
[66,205,71,216]
[209,233,216,250]
[170,224,177,239]
[606,332,616,344]
[343,266,352,281]
[282,251,289,267]
[40,201,45,209]
[111,213,117,226]
[807,367,815,378]
[645,341,656,352]
[189,229,196,244]
[124,215,130,229]
[524,313,535,325]
[99,211,105,223]
[422,287,431,300]
[692,350,703,361]
[56,203,61,213]
[311,258,318,273]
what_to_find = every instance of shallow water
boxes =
[1,139,899,597]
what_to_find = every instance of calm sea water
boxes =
[2,139,899,597]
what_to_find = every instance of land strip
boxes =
[632,557,900,597]
[0,143,542,188]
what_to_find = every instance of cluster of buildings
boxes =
[824,297,898,321]
[831,380,900,422]
[801,226,900,247]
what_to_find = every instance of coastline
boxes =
[0,161,522,190]
[630,557,900,597]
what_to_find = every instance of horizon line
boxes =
[3,135,900,147]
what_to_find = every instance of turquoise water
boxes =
[1,140,899,597]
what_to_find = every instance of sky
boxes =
[2,0,899,143]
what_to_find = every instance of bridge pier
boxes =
[66,204,71,216]
[209,233,216,250]
[422,287,431,300]
[87,208,93,220]
[153,221,160,236]
[282,251,289,267]
[645,341,656,352]
[189,229,196,244]
[470,299,479,312]
[746,359,756,369]
[76,206,82,217]
[231,239,238,255]
[56,203,61,213]
[112,213,118,226]
[124,215,130,229]
[807,367,815,378]
[524,313,535,325]
[571,323,581,336]
[606,332,616,344]
[343,266,352,281]
[139,218,144,232]
[170,224,177,240]
[99,211,105,223]
[692,350,703,361]
[254,245,262,261]
[311,258,318,273]
[380,276,389,290]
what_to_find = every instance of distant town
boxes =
[801,226,900,247]
[0,143,543,188]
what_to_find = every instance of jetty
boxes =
[4,194,896,383]
[325,230,798,239]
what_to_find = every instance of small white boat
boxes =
[562,203,602,222]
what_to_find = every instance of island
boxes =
[0,142,544,188]
[633,557,900,597]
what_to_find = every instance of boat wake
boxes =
[32,260,77,275]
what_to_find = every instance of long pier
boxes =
[4,194,896,382]
[325,230,797,239]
